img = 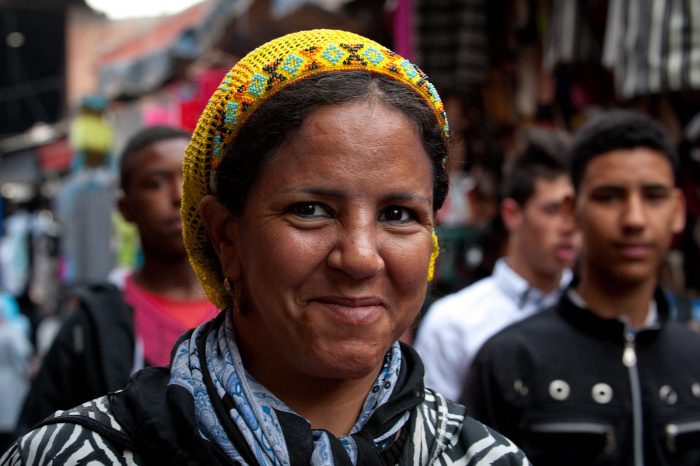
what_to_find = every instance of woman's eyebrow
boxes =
[383,192,432,206]
[281,187,345,198]
[280,188,432,205]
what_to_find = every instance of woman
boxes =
[2,29,529,465]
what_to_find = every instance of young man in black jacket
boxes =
[462,110,700,465]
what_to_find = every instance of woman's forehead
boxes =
[250,102,432,193]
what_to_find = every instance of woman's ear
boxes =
[199,194,242,281]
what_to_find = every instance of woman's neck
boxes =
[233,314,380,436]
[271,375,377,436]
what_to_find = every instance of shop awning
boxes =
[97,0,243,99]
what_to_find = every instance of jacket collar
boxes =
[556,284,671,342]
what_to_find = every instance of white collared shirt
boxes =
[414,258,572,401]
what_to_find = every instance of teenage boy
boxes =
[462,110,700,465]
[16,126,217,433]
[415,129,579,401]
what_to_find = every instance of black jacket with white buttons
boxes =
[461,286,700,466]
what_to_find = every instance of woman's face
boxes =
[223,99,435,382]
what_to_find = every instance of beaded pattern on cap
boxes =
[183,29,449,309]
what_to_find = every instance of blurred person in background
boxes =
[463,110,700,465]
[15,125,216,435]
[58,95,117,286]
[414,127,579,401]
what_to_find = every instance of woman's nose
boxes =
[327,225,385,280]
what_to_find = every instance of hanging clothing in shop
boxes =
[392,0,414,60]
[543,0,604,70]
[603,0,700,100]
[55,168,117,285]
[0,212,31,297]
[414,0,490,96]
[0,292,32,450]
[27,212,61,315]
[0,209,62,322]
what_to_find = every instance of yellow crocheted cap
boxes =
[183,29,448,308]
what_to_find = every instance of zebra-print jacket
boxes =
[2,389,529,465]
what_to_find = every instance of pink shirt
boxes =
[123,275,218,366]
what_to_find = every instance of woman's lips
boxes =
[314,296,384,325]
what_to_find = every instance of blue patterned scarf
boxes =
[169,312,408,465]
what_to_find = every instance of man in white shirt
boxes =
[414,129,580,401]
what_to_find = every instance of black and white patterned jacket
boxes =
[3,389,529,466]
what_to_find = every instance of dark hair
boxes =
[569,109,679,190]
[215,71,449,214]
[119,125,190,192]
[501,128,571,206]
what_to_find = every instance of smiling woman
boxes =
[2,29,531,465]
[208,98,436,410]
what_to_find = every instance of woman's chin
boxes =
[320,365,382,382]
[309,343,390,380]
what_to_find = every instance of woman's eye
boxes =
[380,206,414,223]
[291,202,331,218]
